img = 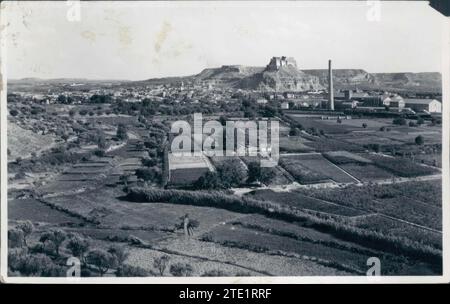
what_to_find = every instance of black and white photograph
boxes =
[0,0,448,283]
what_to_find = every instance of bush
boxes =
[9,109,19,116]
[415,135,424,145]
[362,123,368,128]
[9,251,65,277]
[169,262,193,277]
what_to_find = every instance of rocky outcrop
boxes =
[240,65,323,91]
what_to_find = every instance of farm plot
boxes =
[65,227,170,244]
[279,136,315,153]
[319,118,390,131]
[203,224,374,274]
[333,133,404,147]
[299,181,442,231]
[287,115,355,134]
[246,189,365,216]
[364,154,439,177]
[44,187,245,233]
[337,163,394,182]
[159,238,352,276]
[169,153,214,185]
[280,154,357,184]
[8,198,84,225]
[347,214,442,250]
[231,214,372,251]
[323,151,372,164]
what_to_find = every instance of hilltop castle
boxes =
[266,56,297,71]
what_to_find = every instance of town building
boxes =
[404,98,442,113]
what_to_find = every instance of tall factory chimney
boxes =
[328,59,334,111]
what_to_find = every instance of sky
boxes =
[2,1,447,80]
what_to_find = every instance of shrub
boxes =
[153,255,170,276]
[9,252,65,277]
[415,135,424,145]
[169,262,193,277]
[9,109,19,116]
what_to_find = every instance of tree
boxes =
[194,171,222,189]
[9,109,19,116]
[219,115,227,126]
[415,135,424,145]
[169,262,193,277]
[8,228,25,248]
[135,167,161,183]
[66,235,89,263]
[39,229,67,256]
[107,244,129,267]
[247,162,261,183]
[117,124,128,140]
[217,160,247,188]
[153,255,170,276]
[86,249,115,276]
[16,221,34,247]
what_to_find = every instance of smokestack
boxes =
[328,59,334,111]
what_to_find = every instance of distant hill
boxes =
[10,57,442,93]
[302,69,376,88]
[137,58,441,92]
[372,72,442,91]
